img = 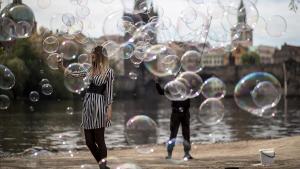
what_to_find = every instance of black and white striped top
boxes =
[81,68,114,129]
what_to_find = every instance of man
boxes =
[154,77,193,160]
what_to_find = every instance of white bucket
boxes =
[259,148,275,166]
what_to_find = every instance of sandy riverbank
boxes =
[1,136,300,169]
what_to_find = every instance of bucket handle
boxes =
[261,151,276,158]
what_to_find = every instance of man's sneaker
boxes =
[183,154,193,160]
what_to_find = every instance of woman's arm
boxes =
[106,69,114,120]
[107,104,112,120]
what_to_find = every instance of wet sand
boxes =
[1,136,300,169]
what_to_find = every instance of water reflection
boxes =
[0,97,299,156]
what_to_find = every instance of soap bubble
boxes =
[102,40,119,58]
[0,94,10,110]
[16,21,33,38]
[197,98,225,125]
[46,53,61,70]
[125,115,158,152]
[82,63,92,72]
[129,22,158,46]
[180,7,197,24]
[178,71,203,98]
[157,55,181,76]
[29,91,40,102]
[130,54,143,65]
[76,5,90,19]
[39,78,50,86]
[59,40,79,60]
[266,15,287,37]
[41,83,53,96]
[0,64,15,90]
[0,17,17,41]
[118,42,135,59]
[234,72,282,117]
[144,45,179,77]
[64,63,87,93]
[129,71,138,80]
[132,43,150,60]
[78,54,90,64]
[43,36,59,53]
[144,44,175,62]
[115,163,142,169]
[164,79,188,101]
[201,77,226,99]
[37,0,51,9]
[181,50,203,73]
[62,13,76,27]
[66,106,74,115]
[251,81,281,108]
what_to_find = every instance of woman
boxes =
[58,46,114,169]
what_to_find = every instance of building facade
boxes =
[273,43,300,63]
[202,48,226,67]
[256,45,277,64]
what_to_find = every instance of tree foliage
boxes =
[289,0,298,12]
[241,51,260,65]
[0,31,73,100]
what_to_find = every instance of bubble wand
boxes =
[199,16,212,61]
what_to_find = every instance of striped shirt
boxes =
[81,68,114,129]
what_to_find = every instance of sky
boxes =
[1,0,300,48]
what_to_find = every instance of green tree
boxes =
[241,51,260,65]
[0,33,73,100]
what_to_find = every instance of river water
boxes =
[0,97,300,157]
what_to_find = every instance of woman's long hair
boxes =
[91,45,109,75]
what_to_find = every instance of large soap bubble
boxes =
[0,64,15,90]
[129,22,158,46]
[201,77,226,99]
[46,53,61,70]
[59,40,79,60]
[125,115,158,153]
[164,79,188,101]
[118,42,135,59]
[0,1,35,38]
[157,55,181,76]
[251,81,281,108]
[234,72,282,117]
[64,63,87,93]
[43,36,59,53]
[197,98,225,125]
[181,50,203,73]
[16,21,33,38]
[102,40,120,58]
[78,54,90,64]
[266,15,287,37]
[0,94,10,110]
[178,71,203,98]
[0,17,17,41]
[144,44,180,77]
